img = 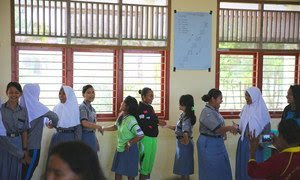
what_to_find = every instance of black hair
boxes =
[117,96,138,125]
[290,85,300,117]
[6,82,22,93]
[278,119,300,145]
[82,84,94,95]
[180,94,196,126]
[47,141,105,180]
[201,88,222,102]
[138,87,152,99]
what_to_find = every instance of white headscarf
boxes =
[0,98,6,136]
[239,87,271,140]
[19,84,49,126]
[53,86,80,128]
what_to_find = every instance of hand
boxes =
[125,141,131,152]
[229,125,238,135]
[46,122,54,129]
[22,151,32,164]
[158,120,167,126]
[249,130,259,155]
[98,126,104,135]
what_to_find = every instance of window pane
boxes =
[123,53,163,113]
[262,55,295,111]
[73,52,115,114]
[219,54,254,110]
[123,0,167,6]
[19,50,63,109]
[220,2,259,10]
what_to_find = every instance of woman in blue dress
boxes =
[197,88,237,180]
[49,86,82,151]
[235,87,271,180]
[165,94,196,179]
[0,82,30,180]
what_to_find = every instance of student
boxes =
[282,85,300,123]
[0,97,25,160]
[235,87,271,180]
[197,88,236,180]
[20,84,59,180]
[49,86,82,151]
[248,119,300,179]
[79,84,103,152]
[46,141,105,180]
[0,82,30,180]
[102,96,144,180]
[164,94,196,179]
[137,87,166,180]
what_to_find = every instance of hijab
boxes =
[239,87,271,140]
[53,86,80,128]
[0,98,6,136]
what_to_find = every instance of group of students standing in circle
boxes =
[0,81,299,180]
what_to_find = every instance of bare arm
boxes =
[125,135,144,151]
[102,125,117,131]
[180,132,190,145]
[165,125,176,131]
[81,120,102,130]
[215,125,237,135]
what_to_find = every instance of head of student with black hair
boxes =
[82,84,95,104]
[202,88,223,109]
[179,94,196,126]
[46,141,105,180]
[117,96,138,125]
[139,87,153,104]
[286,85,300,116]
[273,119,300,152]
[6,82,23,107]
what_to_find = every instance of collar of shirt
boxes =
[205,104,218,112]
[281,146,300,153]
[4,102,22,112]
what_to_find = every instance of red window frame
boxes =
[12,45,170,121]
[216,50,300,119]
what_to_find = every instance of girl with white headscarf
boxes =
[49,86,82,151]
[235,87,271,180]
[19,84,59,180]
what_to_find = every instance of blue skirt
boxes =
[111,144,139,177]
[0,136,22,180]
[82,131,98,152]
[197,135,232,180]
[235,136,264,180]
[173,139,194,176]
[49,132,76,152]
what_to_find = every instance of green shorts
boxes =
[138,136,157,175]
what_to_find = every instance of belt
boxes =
[83,130,95,133]
[201,133,222,138]
[6,132,20,137]
[176,136,193,139]
[57,129,75,133]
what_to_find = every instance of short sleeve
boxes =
[79,105,88,121]
[182,119,192,134]
[200,109,222,131]
[128,118,144,137]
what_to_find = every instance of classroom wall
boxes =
[0,0,292,179]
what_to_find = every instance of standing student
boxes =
[164,94,196,179]
[0,82,30,180]
[137,87,166,180]
[20,84,59,180]
[49,86,82,151]
[0,97,25,161]
[79,84,103,152]
[102,96,144,180]
[197,88,236,180]
[282,85,300,123]
[235,87,271,180]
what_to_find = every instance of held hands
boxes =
[158,119,167,126]
[125,141,131,152]
[21,151,32,165]
[98,125,104,135]
[229,125,238,135]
